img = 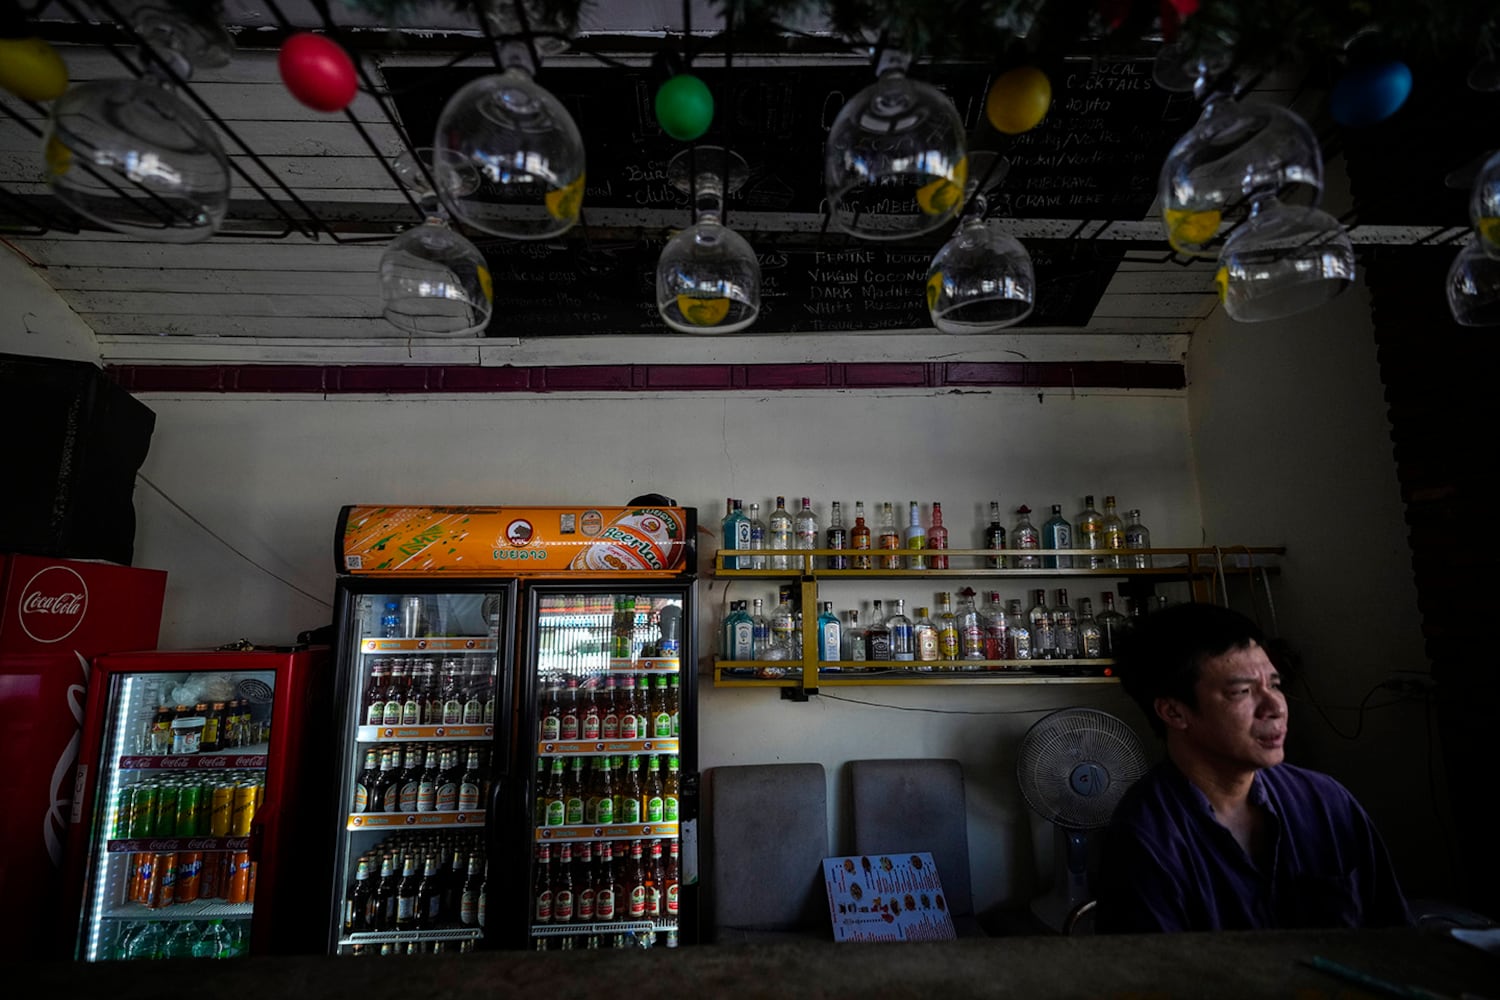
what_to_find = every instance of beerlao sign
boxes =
[17,565,89,643]
[337,505,693,577]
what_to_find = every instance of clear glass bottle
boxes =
[865,600,891,661]
[749,598,771,657]
[1124,509,1152,568]
[1076,597,1103,659]
[1005,599,1032,660]
[1096,592,1127,658]
[1042,504,1073,569]
[745,502,766,570]
[935,592,960,661]
[851,501,872,570]
[913,606,939,664]
[1101,495,1126,569]
[770,584,797,650]
[721,498,748,570]
[1028,588,1055,660]
[981,591,1009,661]
[985,501,1007,569]
[888,599,915,662]
[878,502,901,570]
[1011,505,1040,569]
[825,500,849,570]
[816,601,841,663]
[768,496,794,569]
[928,501,949,569]
[1052,588,1079,659]
[1075,495,1105,569]
[956,587,985,662]
[794,497,820,558]
[843,609,867,661]
[905,501,927,570]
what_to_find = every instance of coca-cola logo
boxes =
[187,838,219,850]
[17,566,89,643]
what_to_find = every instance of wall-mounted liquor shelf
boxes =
[710,546,1283,691]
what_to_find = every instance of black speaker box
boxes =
[0,353,155,565]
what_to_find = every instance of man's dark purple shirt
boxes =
[1096,761,1411,932]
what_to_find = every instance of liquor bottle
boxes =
[344,859,372,932]
[770,585,797,653]
[721,498,748,569]
[1076,495,1105,569]
[416,745,440,813]
[553,844,576,926]
[745,502,766,570]
[768,496,794,569]
[460,852,483,927]
[928,501,949,569]
[935,592,959,660]
[663,755,680,821]
[843,609,867,661]
[542,756,566,827]
[372,854,398,930]
[1006,599,1032,660]
[600,674,620,740]
[1042,505,1073,569]
[382,660,406,727]
[353,749,378,813]
[1101,495,1126,568]
[395,854,421,930]
[888,599,916,662]
[794,497,820,559]
[418,854,443,929]
[817,601,842,662]
[905,501,927,570]
[851,501,872,570]
[1012,506,1041,569]
[1028,589,1055,660]
[865,600,892,661]
[1124,509,1153,568]
[374,749,399,813]
[957,588,985,661]
[363,659,389,727]
[398,744,423,813]
[1096,592,1127,657]
[559,677,580,741]
[913,606,939,663]
[1077,598,1104,659]
[749,599,771,657]
[826,500,849,570]
[981,591,1009,660]
[984,501,1007,569]
[458,748,484,813]
[581,676,602,740]
[644,753,665,822]
[877,502,901,569]
[532,845,553,926]
[1052,588,1079,660]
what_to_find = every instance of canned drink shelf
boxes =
[355,725,494,742]
[103,900,253,922]
[117,746,270,770]
[346,811,485,830]
[107,836,250,854]
[534,822,678,842]
[359,638,498,654]
[537,738,680,757]
[341,927,482,945]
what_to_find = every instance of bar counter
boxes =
[14,928,1496,998]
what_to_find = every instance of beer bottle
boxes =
[364,660,389,727]
[580,677,602,741]
[353,749,378,813]
[617,754,643,824]
[553,843,575,925]
[600,675,620,740]
[416,746,440,812]
[418,854,443,929]
[559,677,580,740]
[418,659,439,724]
[664,840,680,917]
[532,756,546,825]
[382,660,407,727]
[458,748,484,813]
[477,859,488,930]
[402,663,423,726]
[532,845,553,925]
[667,675,680,738]
[441,845,466,924]
[370,750,396,813]
[664,755,680,822]
[594,841,617,921]
[200,701,221,752]
[643,754,665,823]
[575,841,596,923]
[441,659,464,726]
[649,676,671,738]
[587,756,615,825]
[626,840,648,919]
[646,839,665,917]
[459,852,483,927]
[344,859,372,931]
[564,756,586,826]
[539,674,562,741]
[617,675,640,740]
[398,745,423,813]
[543,756,566,826]
[395,854,421,930]
[372,854,398,930]
[462,663,487,725]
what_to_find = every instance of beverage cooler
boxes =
[64,645,330,961]
[329,504,698,957]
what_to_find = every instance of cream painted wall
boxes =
[1186,279,1446,898]
[127,386,1198,916]
[0,248,99,363]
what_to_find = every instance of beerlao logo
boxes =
[18,565,88,643]
[504,519,535,547]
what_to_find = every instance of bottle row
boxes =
[140,699,266,755]
[538,594,685,668]
[535,753,682,828]
[120,850,255,909]
[538,671,681,744]
[362,656,496,729]
[353,744,491,815]
[533,839,680,930]
[533,925,678,950]
[368,593,502,640]
[109,918,247,961]
[114,774,263,840]
[343,831,488,934]
[721,495,1152,571]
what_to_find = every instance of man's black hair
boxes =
[1114,602,1266,738]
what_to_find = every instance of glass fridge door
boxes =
[529,590,685,951]
[332,588,509,957]
[80,668,276,961]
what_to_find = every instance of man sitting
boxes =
[1096,602,1410,932]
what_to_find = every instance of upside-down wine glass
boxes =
[44,1,232,242]
[656,146,761,333]
[1215,194,1356,322]
[1447,236,1500,326]
[1471,151,1500,259]
[925,151,1035,332]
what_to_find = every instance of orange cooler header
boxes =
[337,505,696,577]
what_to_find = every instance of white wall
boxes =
[0,247,99,363]
[1186,278,1446,897]
[129,386,1198,915]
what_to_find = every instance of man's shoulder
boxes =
[1259,762,1357,800]
[1111,762,1194,829]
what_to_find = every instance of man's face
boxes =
[1163,641,1287,773]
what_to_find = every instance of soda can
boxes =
[128,783,157,839]
[199,850,221,900]
[177,852,203,903]
[175,784,201,837]
[247,861,258,904]
[227,851,251,904]
[155,784,179,837]
[253,779,265,814]
[146,852,177,909]
[231,783,256,836]
[196,779,213,832]
[210,782,234,837]
[130,853,149,902]
[113,786,135,839]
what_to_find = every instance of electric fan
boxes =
[1016,708,1150,932]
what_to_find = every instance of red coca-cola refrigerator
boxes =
[62,644,332,961]
[0,554,166,961]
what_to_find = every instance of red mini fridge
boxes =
[63,645,331,960]
[0,554,166,960]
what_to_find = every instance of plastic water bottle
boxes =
[192,919,232,958]
[380,601,400,638]
[164,921,199,958]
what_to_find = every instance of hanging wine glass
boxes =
[43,1,232,242]
[1470,151,1500,259]
[656,146,760,334]
[1447,236,1500,326]
[1215,196,1355,322]
[379,148,493,337]
[925,151,1034,332]
[434,39,584,240]
[825,49,967,241]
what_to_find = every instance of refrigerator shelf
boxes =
[341,927,482,945]
[108,836,250,854]
[535,822,678,842]
[117,748,270,771]
[606,657,680,673]
[537,738,680,756]
[356,724,494,742]
[345,812,485,830]
[103,899,254,922]
[359,638,496,654]
[529,920,659,937]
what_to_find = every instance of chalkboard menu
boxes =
[389,56,1183,335]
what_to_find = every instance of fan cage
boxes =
[1017,708,1150,829]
